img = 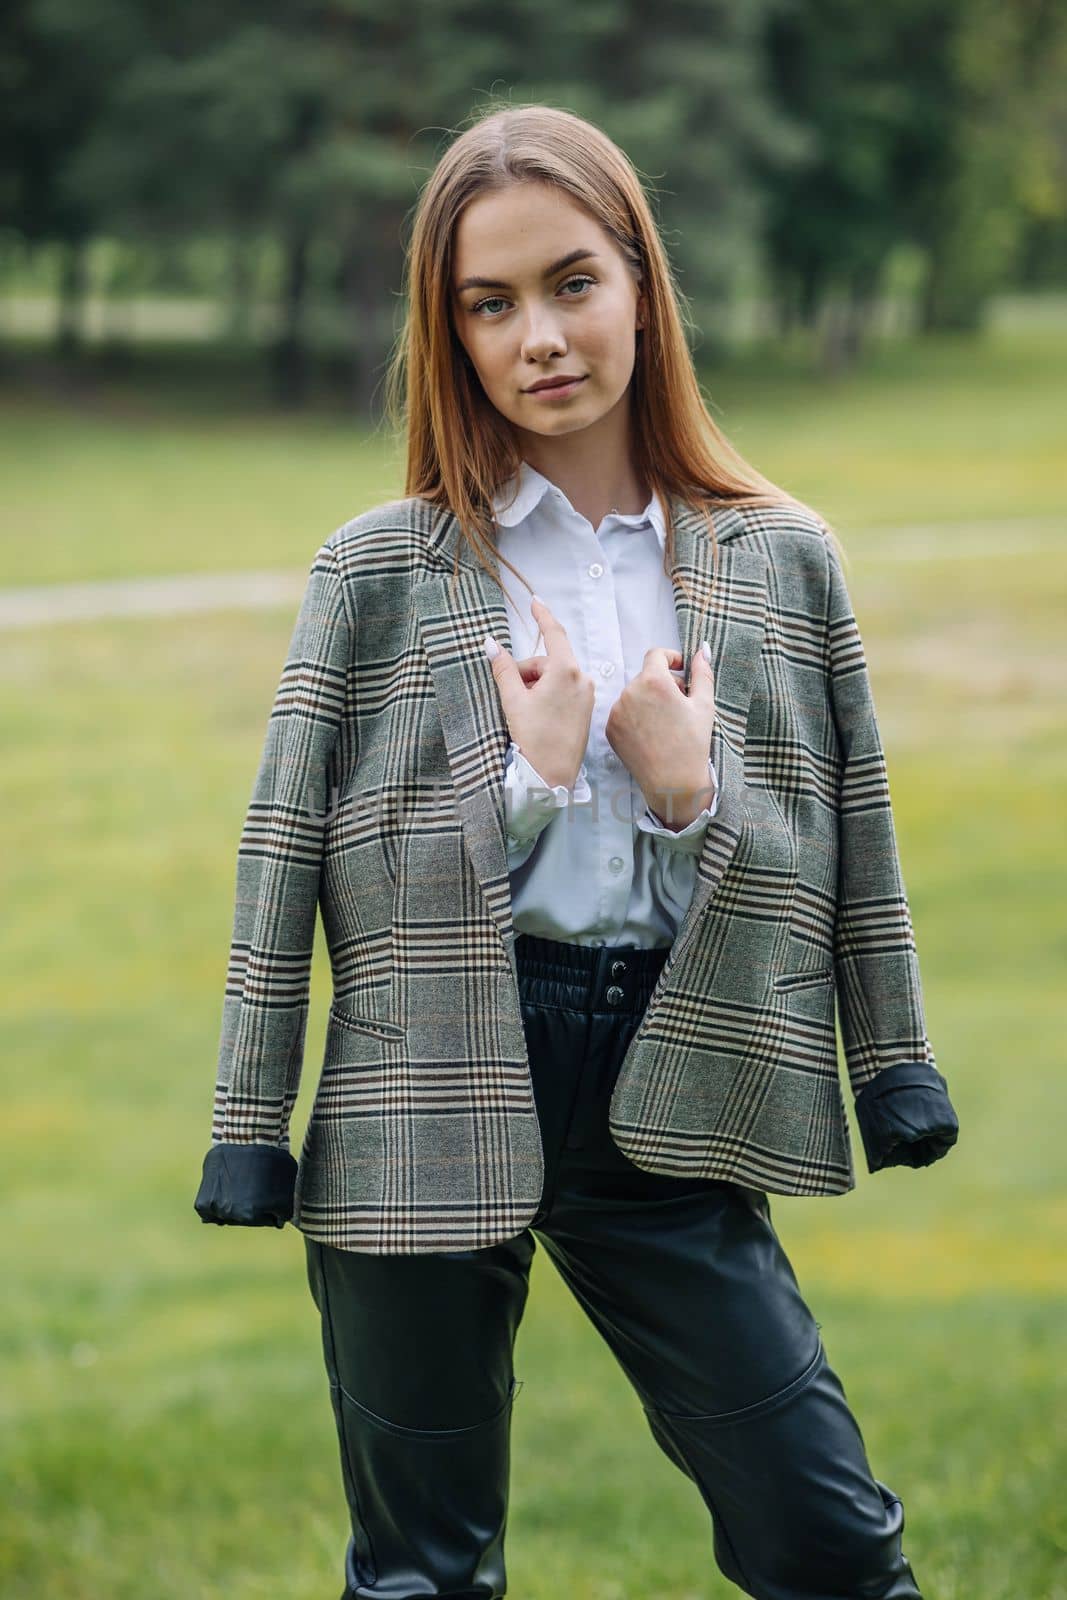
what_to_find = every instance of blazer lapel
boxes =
[411,555,519,938]
[414,495,768,959]
[665,506,768,962]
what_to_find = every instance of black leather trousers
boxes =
[304,932,924,1600]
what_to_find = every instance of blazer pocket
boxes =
[327,1001,407,1043]
[772,966,834,994]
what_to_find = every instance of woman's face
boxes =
[450,182,645,445]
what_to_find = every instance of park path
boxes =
[0,569,306,629]
[0,517,1061,630]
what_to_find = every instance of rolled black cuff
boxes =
[854,1062,960,1174]
[193,1142,298,1228]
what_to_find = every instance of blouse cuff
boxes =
[504,741,592,844]
[853,1062,960,1174]
[636,758,720,853]
[194,1142,298,1228]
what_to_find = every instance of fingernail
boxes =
[484,634,501,660]
[701,640,711,663]
[531,593,543,607]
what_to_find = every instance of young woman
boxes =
[195,103,959,1600]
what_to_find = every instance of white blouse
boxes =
[492,459,720,949]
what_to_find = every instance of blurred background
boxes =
[2,3,1065,1598]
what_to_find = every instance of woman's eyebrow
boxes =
[455,248,601,293]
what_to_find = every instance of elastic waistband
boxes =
[514,932,670,1016]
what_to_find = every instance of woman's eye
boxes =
[559,275,596,297]
[471,275,596,318]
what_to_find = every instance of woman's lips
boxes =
[526,376,587,399]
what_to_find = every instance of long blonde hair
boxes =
[382,100,843,612]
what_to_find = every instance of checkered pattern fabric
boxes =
[204,494,940,1252]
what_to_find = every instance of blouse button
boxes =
[588,562,604,578]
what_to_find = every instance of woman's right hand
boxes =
[484,597,595,790]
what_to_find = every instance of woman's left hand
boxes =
[605,645,717,829]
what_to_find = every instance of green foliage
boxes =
[5,0,1065,404]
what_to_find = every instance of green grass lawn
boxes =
[1,327,1065,1598]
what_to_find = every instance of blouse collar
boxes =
[491,458,667,550]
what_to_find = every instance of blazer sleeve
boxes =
[194,540,352,1227]
[824,540,959,1175]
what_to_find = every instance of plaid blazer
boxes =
[194,493,958,1253]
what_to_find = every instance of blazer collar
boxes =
[412,490,767,971]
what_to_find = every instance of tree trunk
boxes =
[341,222,390,420]
[227,233,256,344]
[55,237,88,358]
[819,268,879,375]
[271,231,311,408]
